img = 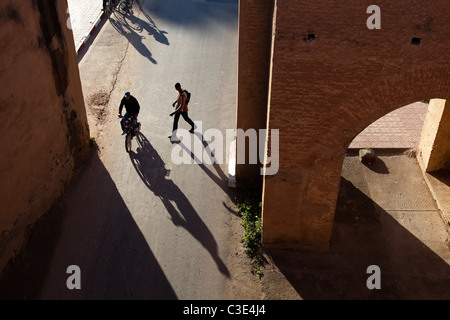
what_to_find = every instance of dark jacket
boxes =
[119,95,140,115]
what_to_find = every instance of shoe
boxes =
[189,128,195,134]
[169,133,180,143]
[121,131,125,135]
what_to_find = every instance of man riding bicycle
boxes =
[118,91,140,135]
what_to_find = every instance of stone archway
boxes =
[236,0,450,250]
[262,69,450,250]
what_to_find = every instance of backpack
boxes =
[183,90,191,105]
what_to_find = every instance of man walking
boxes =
[170,83,195,140]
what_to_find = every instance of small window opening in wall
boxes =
[411,37,421,46]
[308,33,316,42]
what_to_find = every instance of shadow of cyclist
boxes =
[128,132,230,278]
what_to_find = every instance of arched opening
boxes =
[349,101,429,150]
[330,99,450,297]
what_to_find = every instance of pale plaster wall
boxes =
[0,0,90,273]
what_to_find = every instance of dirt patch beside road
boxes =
[224,212,264,300]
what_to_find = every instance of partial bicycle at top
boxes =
[105,0,134,15]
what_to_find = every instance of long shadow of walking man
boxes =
[129,132,230,278]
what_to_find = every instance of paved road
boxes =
[0,0,240,300]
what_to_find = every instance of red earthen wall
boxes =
[0,0,90,272]
[241,0,450,249]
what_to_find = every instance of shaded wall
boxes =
[0,0,90,273]
[236,0,273,189]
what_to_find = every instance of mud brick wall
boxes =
[0,0,90,273]
[237,0,450,249]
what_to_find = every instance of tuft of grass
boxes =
[236,187,264,278]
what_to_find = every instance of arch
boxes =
[236,0,450,250]
[338,65,450,151]
[262,67,450,250]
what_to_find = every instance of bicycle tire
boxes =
[125,132,132,153]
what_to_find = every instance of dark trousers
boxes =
[120,113,134,131]
[104,0,120,9]
[173,112,195,133]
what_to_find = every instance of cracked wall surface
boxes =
[0,0,90,274]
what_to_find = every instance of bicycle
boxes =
[105,0,119,15]
[119,115,141,153]
[117,0,133,15]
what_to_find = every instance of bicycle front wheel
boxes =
[125,133,132,153]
